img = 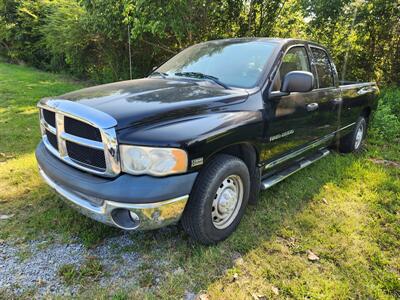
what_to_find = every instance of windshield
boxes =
[157,40,277,88]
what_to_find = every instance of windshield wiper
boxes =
[174,72,230,89]
[149,71,169,78]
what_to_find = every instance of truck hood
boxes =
[58,78,248,130]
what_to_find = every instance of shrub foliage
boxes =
[0,0,399,84]
[371,88,400,141]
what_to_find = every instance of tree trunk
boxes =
[248,0,254,35]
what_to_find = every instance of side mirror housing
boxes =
[281,71,314,93]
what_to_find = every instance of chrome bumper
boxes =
[39,168,189,230]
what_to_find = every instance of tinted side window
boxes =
[311,47,334,88]
[272,46,310,91]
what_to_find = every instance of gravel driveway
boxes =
[0,234,146,297]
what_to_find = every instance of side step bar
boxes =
[261,149,330,190]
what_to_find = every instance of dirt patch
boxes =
[369,158,400,168]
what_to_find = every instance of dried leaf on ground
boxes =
[251,292,267,300]
[0,214,14,220]
[234,257,244,265]
[369,158,400,168]
[307,250,320,261]
[196,294,209,300]
[271,286,279,295]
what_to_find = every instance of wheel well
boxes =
[361,107,372,121]
[212,143,261,204]
[213,143,258,173]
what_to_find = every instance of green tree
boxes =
[0,0,51,67]
[0,0,399,84]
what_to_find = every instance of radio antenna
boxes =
[128,24,133,80]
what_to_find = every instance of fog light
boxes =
[110,208,140,230]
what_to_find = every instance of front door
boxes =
[260,44,339,175]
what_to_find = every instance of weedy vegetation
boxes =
[58,258,103,285]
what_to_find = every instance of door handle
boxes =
[332,98,343,104]
[357,86,377,95]
[306,103,319,112]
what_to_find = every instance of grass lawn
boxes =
[0,62,399,299]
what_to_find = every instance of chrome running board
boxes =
[261,149,330,190]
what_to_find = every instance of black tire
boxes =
[339,116,367,153]
[181,154,250,245]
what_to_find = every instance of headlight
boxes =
[120,145,188,176]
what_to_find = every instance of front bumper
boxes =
[36,142,197,230]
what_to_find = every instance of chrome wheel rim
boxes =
[354,123,364,149]
[212,175,243,229]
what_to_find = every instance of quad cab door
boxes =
[261,43,340,175]
[307,45,342,136]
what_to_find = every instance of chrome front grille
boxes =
[45,130,58,150]
[66,141,106,170]
[64,116,102,141]
[38,99,120,177]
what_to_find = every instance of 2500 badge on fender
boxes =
[36,38,378,244]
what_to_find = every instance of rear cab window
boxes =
[310,47,335,88]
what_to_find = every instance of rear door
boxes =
[308,45,341,136]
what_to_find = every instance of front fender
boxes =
[117,110,264,171]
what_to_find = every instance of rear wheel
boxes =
[181,154,250,245]
[339,116,367,153]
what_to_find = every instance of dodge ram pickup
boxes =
[36,38,379,244]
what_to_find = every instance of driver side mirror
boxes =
[281,71,314,93]
[270,71,314,98]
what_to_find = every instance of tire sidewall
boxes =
[352,117,366,152]
[197,157,250,243]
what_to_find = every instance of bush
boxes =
[371,88,400,141]
[40,0,88,74]
[0,0,133,82]
[0,0,51,68]
[1,0,399,85]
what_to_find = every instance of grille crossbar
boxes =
[64,116,102,141]
[38,99,120,177]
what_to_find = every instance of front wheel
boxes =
[181,154,250,245]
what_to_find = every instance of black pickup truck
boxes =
[36,38,378,244]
